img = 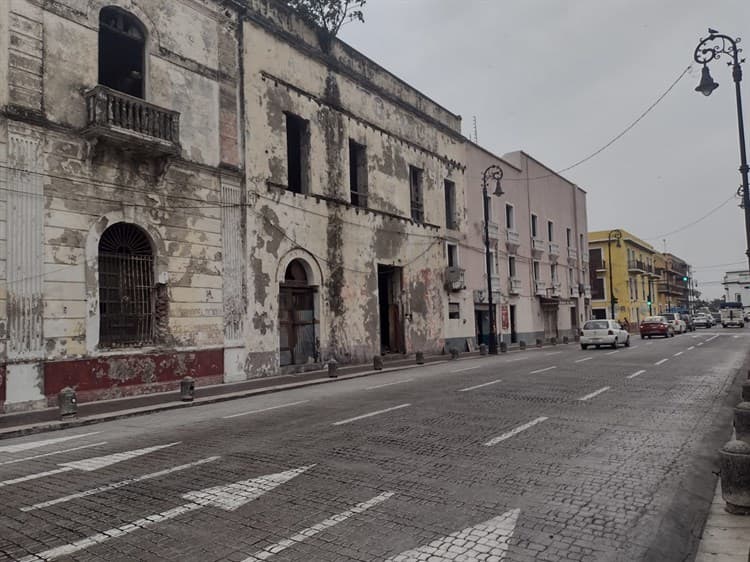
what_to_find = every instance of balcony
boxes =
[484,221,500,241]
[591,259,607,273]
[444,266,465,292]
[531,238,545,258]
[582,252,589,263]
[628,259,649,273]
[534,280,547,296]
[549,242,560,261]
[583,284,592,299]
[82,85,181,157]
[506,229,520,253]
[567,247,578,264]
[551,282,561,297]
[473,289,501,304]
[508,277,522,295]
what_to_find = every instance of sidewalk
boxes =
[0,349,479,440]
[695,480,750,561]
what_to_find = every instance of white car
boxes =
[660,313,686,334]
[580,320,630,350]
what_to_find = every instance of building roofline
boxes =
[513,150,586,193]
[465,139,522,173]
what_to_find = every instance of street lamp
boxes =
[483,164,504,354]
[607,229,622,320]
[693,29,750,269]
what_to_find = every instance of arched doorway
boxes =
[98,223,154,347]
[279,259,318,366]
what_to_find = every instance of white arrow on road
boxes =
[19,465,314,562]
[0,442,179,487]
[386,508,520,561]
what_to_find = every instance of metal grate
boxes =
[98,224,154,347]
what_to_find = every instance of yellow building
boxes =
[653,253,691,314]
[587,230,660,323]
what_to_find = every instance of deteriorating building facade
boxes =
[0,0,243,411]
[239,1,467,371]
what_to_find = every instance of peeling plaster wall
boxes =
[242,10,467,374]
[0,0,244,410]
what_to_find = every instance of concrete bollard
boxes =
[519,340,526,350]
[180,376,195,402]
[416,351,425,365]
[327,358,338,378]
[563,336,569,344]
[479,344,488,356]
[719,440,750,515]
[450,348,459,360]
[550,337,558,346]
[58,387,77,419]
[373,355,383,370]
[735,402,750,443]
[536,338,543,348]
[742,380,750,402]
[500,341,508,353]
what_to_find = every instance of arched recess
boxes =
[85,212,167,352]
[277,250,322,367]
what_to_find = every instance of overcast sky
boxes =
[340,0,750,299]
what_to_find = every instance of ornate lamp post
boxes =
[694,29,750,269]
[607,229,622,320]
[483,165,504,354]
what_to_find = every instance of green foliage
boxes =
[284,0,366,38]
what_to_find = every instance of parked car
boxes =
[639,316,674,339]
[680,314,695,332]
[660,313,686,334]
[693,314,712,328]
[580,320,630,350]
[711,312,721,325]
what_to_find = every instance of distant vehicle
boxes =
[661,313,686,334]
[680,314,695,332]
[639,316,674,339]
[580,320,630,350]
[720,302,745,328]
[693,314,712,329]
[711,311,721,324]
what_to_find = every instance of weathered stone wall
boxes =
[241,9,467,374]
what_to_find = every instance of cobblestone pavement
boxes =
[0,331,745,562]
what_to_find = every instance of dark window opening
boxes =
[531,214,538,238]
[448,302,460,319]
[589,248,604,270]
[566,228,572,247]
[547,220,554,241]
[409,166,424,223]
[591,277,606,300]
[286,113,310,194]
[99,7,146,98]
[349,140,368,207]
[444,179,456,230]
[508,256,516,277]
[505,204,514,230]
[447,243,458,268]
[98,223,154,347]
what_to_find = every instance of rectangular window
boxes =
[444,179,457,230]
[409,166,424,223]
[505,204,515,230]
[448,302,460,319]
[551,263,558,283]
[508,256,516,278]
[531,214,538,238]
[349,140,367,207]
[489,251,497,275]
[533,260,540,280]
[547,220,554,241]
[566,228,572,247]
[286,113,309,194]
[447,243,458,268]
[589,248,603,269]
[592,277,605,300]
[568,267,574,286]
[579,233,584,253]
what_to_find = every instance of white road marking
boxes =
[627,370,646,379]
[578,386,611,401]
[459,379,503,392]
[243,491,394,561]
[575,357,593,363]
[451,365,482,373]
[366,379,414,390]
[0,442,107,466]
[223,400,310,419]
[697,342,704,346]
[688,346,695,351]
[506,356,529,362]
[21,456,221,512]
[545,351,563,356]
[646,342,654,346]
[605,350,619,355]
[385,508,520,561]
[707,335,720,342]
[673,351,683,357]
[530,366,556,374]
[332,404,411,426]
[0,442,179,487]
[0,432,100,454]
[19,466,313,562]
[655,358,669,366]
[485,417,548,446]
[734,335,740,339]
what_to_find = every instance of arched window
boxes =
[98,7,146,98]
[98,223,154,347]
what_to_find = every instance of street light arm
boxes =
[694,32,743,65]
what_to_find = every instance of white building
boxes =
[723,270,750,310]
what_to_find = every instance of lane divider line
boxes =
[0,442,108,467]
[366,379,414,390]
[605,350,619,355]
[530,366,557,374]
[627,370,646,379]
[484,417,548,446]
[688,346,695,351]
[458,379,503,392]
[224,401,310,419]
[697,342,704,346]
[574,357,593,363]
[451,366,483,373]
[578,387,610,401]
[674,351,683,357]
[655,358,669,366]
[332,404,411,426]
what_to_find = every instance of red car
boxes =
[639,315,674,339]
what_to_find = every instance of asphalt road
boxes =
[0,330,745,562]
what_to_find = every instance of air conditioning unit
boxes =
[444,266,465,292]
